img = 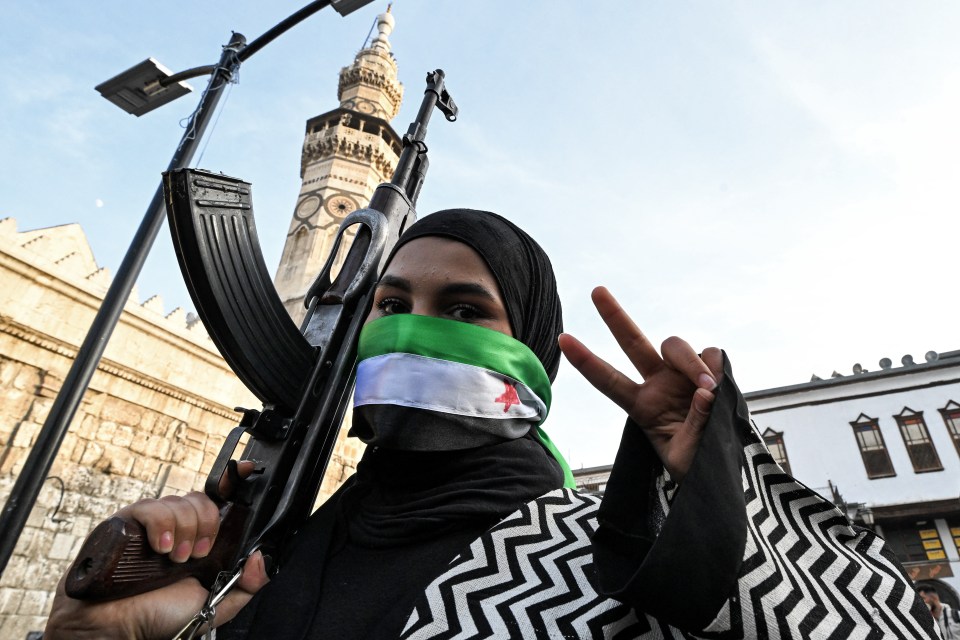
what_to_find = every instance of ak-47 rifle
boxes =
[65,70,458,601]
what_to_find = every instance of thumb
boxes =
[683,387,715,440]
[210,551,270,628]
[669,388,715,482]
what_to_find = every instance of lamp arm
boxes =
[157,65,218,88]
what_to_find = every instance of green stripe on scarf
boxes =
[533,426,575,489]
[359,315,575,488]
[361,315,552,411]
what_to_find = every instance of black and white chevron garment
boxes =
[400,487,666,639]
[399,434,935,639]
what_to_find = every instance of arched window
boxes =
[938,400,960,458]
[894,407,943,473]
[761,428,792,475]
[850,414,896,479]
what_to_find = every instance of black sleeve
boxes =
[591,352,748,630]
[213,484,343,639]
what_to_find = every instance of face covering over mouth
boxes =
[351,313,551,450]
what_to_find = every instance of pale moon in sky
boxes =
[95,199,104,208]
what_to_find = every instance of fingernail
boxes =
[261,552,275,575]
[194,536,212,557]
[159,531,174,553]
[173,540,193,562]
[698,373,717,390]
[251,550,265,572]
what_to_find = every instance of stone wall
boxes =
[0,337,242,637]
[0,219,360,636]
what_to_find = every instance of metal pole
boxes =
[0,33,246,576]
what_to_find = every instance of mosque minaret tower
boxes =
[274,8,404,324]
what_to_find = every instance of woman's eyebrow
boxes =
[377,275,411,291]
[376,277,498,301]
[439,282,498,301]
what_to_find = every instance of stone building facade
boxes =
[0,218,258,637]
[0,9,404,637]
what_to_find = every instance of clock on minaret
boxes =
[294,194,322,221]
[325,194,358,218]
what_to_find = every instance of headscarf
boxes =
[345,208,569,541]
[385,208,564,380]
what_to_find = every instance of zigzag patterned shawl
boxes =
[400,356,937,639]
[400,443,934,639]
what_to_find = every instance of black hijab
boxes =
[387,208,565,381]
[342,209,566,540]
[331,208,564,528]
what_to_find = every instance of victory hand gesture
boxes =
[558,287,723,482]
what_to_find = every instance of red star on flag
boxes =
[495,382,521,412]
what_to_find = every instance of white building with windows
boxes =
[747,349,960,609]
[572,349,960,609]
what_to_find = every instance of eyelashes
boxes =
[374,297,488,322]
[448,304,486,321]
[376,297,409,315]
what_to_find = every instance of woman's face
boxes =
[367,236,513,337]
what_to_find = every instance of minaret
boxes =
[274,8,404,323]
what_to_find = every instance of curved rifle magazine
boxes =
[164,169,315,413]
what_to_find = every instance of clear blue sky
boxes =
[2,2,959,468]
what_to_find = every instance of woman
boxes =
[46,210,936,639]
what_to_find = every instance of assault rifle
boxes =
[65,70,458,601]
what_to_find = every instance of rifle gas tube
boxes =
[66,70,458,600]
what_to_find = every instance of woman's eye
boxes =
[377,298,409,315]
[449,304,484,322]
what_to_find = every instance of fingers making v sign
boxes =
[558,287,724,482]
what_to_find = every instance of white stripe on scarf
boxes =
[355,353,546,421]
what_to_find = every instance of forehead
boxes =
[384,236,499,285]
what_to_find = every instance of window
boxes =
[850,414,896,479]
[939,400,960,458]
[579,482,606,495]
[882,522,947,563]
[575,480,607,496]
[894,408,943,473]
[761,428,792,475]
[948,518,960,557]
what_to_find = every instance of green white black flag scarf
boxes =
[352,314,574,487]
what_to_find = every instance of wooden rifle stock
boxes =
[65,503,248,600]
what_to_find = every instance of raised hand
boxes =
[558,287,723,482]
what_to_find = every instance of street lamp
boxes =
[95,58,195,116]
[827,481,875,529]
[0,0,373,577]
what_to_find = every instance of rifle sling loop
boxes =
[170,564,244,640]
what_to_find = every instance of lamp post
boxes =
[0,0,373,577]
[827,481,875,530]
